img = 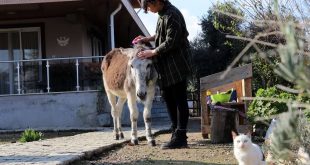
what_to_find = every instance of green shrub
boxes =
[298,94,310,121]
[251,55,293,93]
[247,87,296,122]
[19,129,43,143]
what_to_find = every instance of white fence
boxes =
[0,56,104,95]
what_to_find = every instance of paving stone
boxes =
[0,124,168,165]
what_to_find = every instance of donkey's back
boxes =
[101,48,129,97]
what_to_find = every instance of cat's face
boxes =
[232,131,252,150]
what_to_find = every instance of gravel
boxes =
[73,132,237,165]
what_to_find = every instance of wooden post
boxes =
[201,90,209,138]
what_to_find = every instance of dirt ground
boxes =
[73,131,238,165]
[0,118,238,165]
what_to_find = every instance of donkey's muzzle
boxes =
[137,92,147,100]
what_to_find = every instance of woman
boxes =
[133,0,192,149]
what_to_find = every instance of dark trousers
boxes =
[162,80,189,130]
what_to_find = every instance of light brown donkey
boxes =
[101,44,158,146]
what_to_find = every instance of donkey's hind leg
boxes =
[106,91,119,140]
[116,97,126,139]
[127,92,139,145]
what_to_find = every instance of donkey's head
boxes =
[129,58,154,101]
[127,44,157,101]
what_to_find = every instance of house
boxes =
[0,0,168,130]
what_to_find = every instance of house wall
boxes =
[0,91,168,130]
[45,17,85,58]
[0,16,94,59]
[0,91,103,130]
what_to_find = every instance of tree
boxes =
[229,0,310,163]
[230,0,299,90]
[191,1,246,78]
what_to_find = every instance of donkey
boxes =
[101,44,158,146]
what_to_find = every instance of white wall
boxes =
[0,92,105,130]
[0,91,169,130]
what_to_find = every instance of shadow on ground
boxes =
[71,117,237,165]
[73,160,235,165]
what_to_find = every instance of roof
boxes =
[0,0,80,5]
[129,0,141,8]
[0,0,150,39]
[0,0,142,8]
[121,0,150,37]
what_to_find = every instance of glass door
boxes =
[0,27,41,95]
[0,33,10,94]
[21,29,42,93]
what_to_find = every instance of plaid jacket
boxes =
[153,2,192,88]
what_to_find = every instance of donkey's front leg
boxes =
[116,98,127,139]
[106,91,119,140]
[127,93,139,145]
[143,105,155,146]
[144,90,156,146]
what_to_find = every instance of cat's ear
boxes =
[231,131,238,139]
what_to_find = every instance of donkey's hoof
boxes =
[131,139,139,145]
[114,134,120,140]
[119,133,124,139]
[148,140,156,146]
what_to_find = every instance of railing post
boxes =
[75,59,80,91]
[17,62,21,94]
[46,60,50,93]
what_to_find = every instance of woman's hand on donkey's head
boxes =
[137,49,157,59]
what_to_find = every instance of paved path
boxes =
[0,124,169,165]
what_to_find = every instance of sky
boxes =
[137,0,215,41]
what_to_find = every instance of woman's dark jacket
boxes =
[153,2,192,88]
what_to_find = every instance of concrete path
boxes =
[0,124,169,165]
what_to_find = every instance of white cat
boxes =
[232,131,266,165]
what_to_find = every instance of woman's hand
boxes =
[132,35,149,44]
[137,49,157,59]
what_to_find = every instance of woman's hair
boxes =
[141,0,168,13]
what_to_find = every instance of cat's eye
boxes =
[244,140,248,143]
[237,140,240,143]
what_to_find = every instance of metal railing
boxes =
[188,91,201,117]
[0,56,104,95]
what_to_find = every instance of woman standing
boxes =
[133,0,192,149]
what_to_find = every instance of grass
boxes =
[0,130,91,145]
[19,129,43,143]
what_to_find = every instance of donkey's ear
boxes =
[148,66,157,83]
[232,131,238,139]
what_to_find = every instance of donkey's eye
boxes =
[147,64,151,68]
[131,65,133,68]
